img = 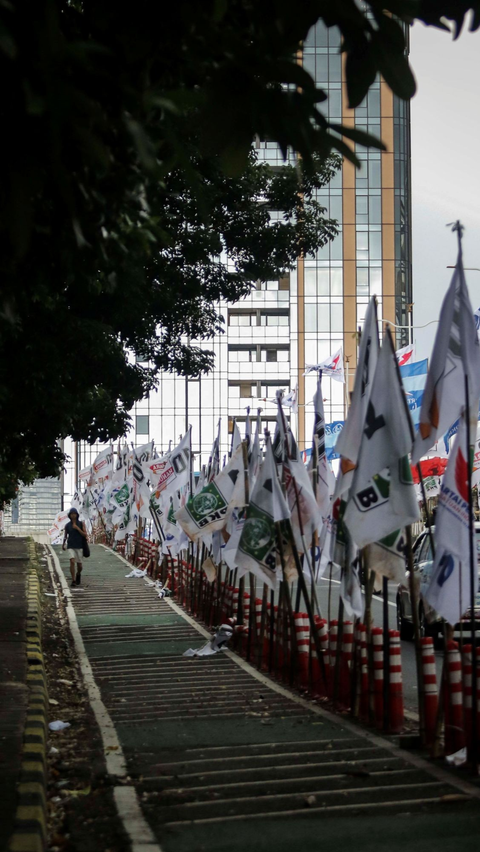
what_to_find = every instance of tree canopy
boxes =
[0,0,479,503]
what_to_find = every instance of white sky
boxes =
[411,21,480,360]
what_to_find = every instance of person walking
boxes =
[62,508,88,588]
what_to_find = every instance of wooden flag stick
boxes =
[406,524,426,745]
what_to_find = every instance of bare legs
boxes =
[69,558,83,585]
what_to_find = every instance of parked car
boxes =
[396,523,480,643]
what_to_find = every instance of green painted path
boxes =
[55,545,480,852]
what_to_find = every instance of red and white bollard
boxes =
[461,644,473,751]
[311,616,328,697]
[232,587,240,620]
[328,620,338,699]
[388,629,404,733]
[444,640,465,755]
[358,623,369,723]
[294,612,310,688]
[372,627,384,728]
[421,636,438,746]
[339,621,354,709]
[239,592,250,657]
[254,597,263,659]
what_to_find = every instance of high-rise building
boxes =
[62,20,412,506]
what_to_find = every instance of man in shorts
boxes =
[62,508,88,588]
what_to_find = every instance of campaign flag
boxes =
[272,394,288,464]
[112,443,129,486]
[231,420,242,455]
[473,423,480,488]
[47,510,69,539]
[334,296,379,494]
[175,443,245,540]
[132,451,154,521]
[343,331,419,548]
[142,430,191,498]
[475,305,480,340]
[307,374,334,523]
[284,433,323,552]
[340,543,363,619]
[399,359,428,429]
[126,440,153,476]
[364,529,407,584]
[249,409,262,483]
[424,414,478,624]
[236,441,291,589]
[396,342,416,367]
[82,487,99,520]
[325,422,343,461]
[304,346,345,383]
[79,465,92,483]
[282,386,298,413]
[92,446,113,481]
[412,251,480,463]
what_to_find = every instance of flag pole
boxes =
[450,217,479,770]
[464,318,479,772]
[385,325,426,741]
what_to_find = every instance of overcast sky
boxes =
[411,21,480,360]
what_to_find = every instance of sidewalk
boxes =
[48,543,480,852]
[0,537,48,852]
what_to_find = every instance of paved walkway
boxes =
[50,544,480,852]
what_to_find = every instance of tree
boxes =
[0,1,479,501]
[0,143,339,504]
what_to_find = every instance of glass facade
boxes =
[62,20,412,507]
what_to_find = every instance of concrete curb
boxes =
[8,540,48,852]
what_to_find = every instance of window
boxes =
[260,311,289,327]
[261,384,290,398]
[260,347,289,362]
[229,312,256,326]
[240,382,256,398]
[136,415,149,435]
[228,348,256,362]
[279,275,290,291]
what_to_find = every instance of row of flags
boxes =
[48,241,480,629]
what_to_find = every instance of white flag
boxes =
[343,332,419,548]
[92,446,113,481]
[474,306,480,341]
[308,374,334,523]
[424,414,478,625]
[112,443,129,486]
[304,346,345,382]
[412,251,480,463]
[334,296,379,492]
[284,434,323,553]
[231,420,242,454]
[175,443,245,540]
[282,386,298,413]
[472,423,480,488]
[396,342,416,367]
[236,441,290,589]
[364,529,407,584]
[248,409,262,483]
[142,430,191,498]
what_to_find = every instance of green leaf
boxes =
[370,32,416,100]
[345,40,377,108]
